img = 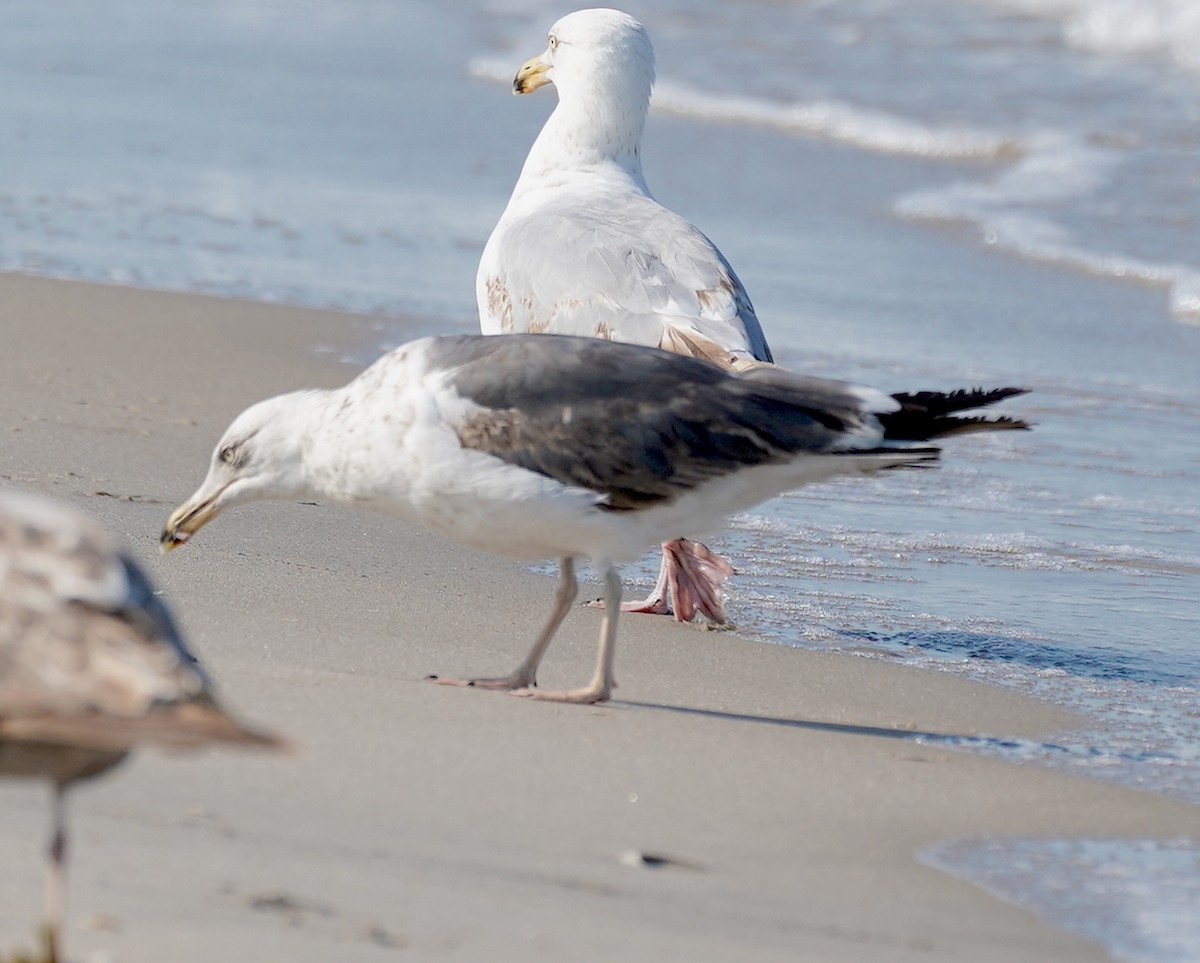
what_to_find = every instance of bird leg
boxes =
[428,558,578,691]
[608,549,672,615]
[596,539,734,624]
[40,788,67,963]
[515,566,620,704]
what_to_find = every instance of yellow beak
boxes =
[160,492,223,553]
[513,56,551,95]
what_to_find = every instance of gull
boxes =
[0,490,283,963]
[161,332,1027,706]
[478,8,774,624]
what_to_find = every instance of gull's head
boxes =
[514,8,655,102]
[161,391,321,552]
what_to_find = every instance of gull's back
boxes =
[477,8,773,369]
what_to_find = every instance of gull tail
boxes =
[880,387,1030,441]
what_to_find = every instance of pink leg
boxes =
[595,540,734,624]
[667,539,735,624]
[514,567,621,704]
[427,558,578,691]
[611,548,674,615]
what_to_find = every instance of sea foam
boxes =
[894,133,1200,321]
[468,57,1016,160]
[982,0,1200,72]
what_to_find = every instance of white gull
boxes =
[478,8,774,624]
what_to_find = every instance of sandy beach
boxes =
[0,271,1195,961]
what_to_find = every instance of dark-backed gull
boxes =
[161,333,1027,706]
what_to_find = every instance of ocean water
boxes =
[923,838,1200,963]
[2,0,1199,957]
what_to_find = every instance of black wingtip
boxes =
[890,386,1029,416]
[881,387,1031,441]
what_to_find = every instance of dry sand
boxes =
[1,272,1197,962]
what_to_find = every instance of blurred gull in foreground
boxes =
[478,9,774,623]
[0,490,284,963]
[162,332,1028,706]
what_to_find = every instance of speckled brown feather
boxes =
[0,491,285,778]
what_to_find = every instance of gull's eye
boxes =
[219,444,238,465]
[548,34,558,50]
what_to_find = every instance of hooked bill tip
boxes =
[159,530,187,554]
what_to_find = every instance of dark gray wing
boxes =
[432,335,881,510]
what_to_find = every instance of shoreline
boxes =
[3,271,1199,961]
